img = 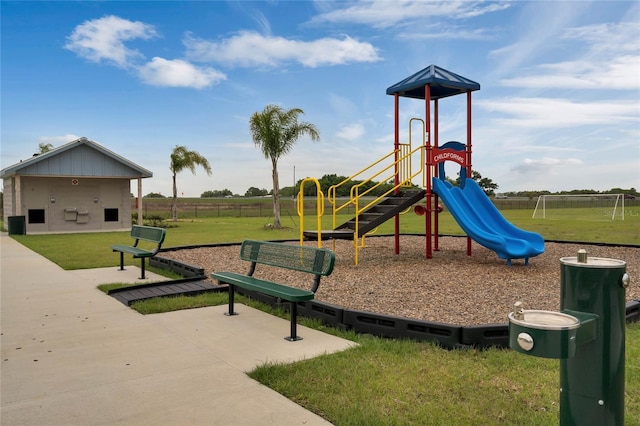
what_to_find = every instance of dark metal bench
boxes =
[211,240,336,341]
[111,225,166,279]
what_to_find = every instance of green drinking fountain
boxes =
[508,249,629,425]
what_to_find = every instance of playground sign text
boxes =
[432,149,466,166]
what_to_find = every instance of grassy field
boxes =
[8,207,639,270]
[5,211,640,425]
[133,194,639,221]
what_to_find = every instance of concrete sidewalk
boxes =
[0,233,355,425]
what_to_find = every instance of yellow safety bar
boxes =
[297,177,324,248]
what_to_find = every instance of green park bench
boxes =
[212,240,336,341]
[111,225,166,279]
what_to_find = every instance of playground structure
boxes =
[299,64,544,265]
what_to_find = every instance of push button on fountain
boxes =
[517,333,534,351]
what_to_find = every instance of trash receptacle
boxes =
[8,215,26,235]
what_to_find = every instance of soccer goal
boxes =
[532,194,625,221]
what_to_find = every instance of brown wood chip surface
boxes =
[161,236,639,326]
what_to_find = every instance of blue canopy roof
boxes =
[386,64,480,100]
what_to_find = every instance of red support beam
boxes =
[425,84,432,259]
[466,90,473,256]
[434,98,439,252]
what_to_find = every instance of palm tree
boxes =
[249,105,320,228]
[169,145,212,221]
[38,142,54,153]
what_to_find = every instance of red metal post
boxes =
[433,98,440,252]
[425,85,432,259]
[466,91,473,256]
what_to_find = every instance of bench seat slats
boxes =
[110,245,154,257]
[212,271,315,301]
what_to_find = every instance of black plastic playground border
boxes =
[150,236,640,350]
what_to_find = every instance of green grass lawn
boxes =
[7,213,640,425]
[9,209,639,270]
[250,323,640,425]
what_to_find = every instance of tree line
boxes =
[146,170,499,199]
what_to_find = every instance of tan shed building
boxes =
[1,137,152,234]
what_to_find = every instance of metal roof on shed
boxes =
[0,137,153,179]
[386,64,480,100]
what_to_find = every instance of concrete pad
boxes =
[1,364,329,426]
[149,304,357,372]
[1,234,355,425]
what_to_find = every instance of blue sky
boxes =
[2,1,639,197]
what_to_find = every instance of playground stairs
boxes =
[304,189,426,241]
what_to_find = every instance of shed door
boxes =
[100,181,125,229]
[23,182,49,233]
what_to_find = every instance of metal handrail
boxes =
[297,177,324,248]
[300,118,427,264]
[348,144,425,264]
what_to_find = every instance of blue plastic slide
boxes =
[432,177,544,265]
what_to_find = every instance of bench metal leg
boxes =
[225,284,238,316]
[139,257,146,279]
[118,252,125,271]
[285,302,302,342]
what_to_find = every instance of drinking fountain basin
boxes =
[508,305,581,359]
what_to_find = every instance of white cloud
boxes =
[564,22,639,54]
[507,145,582,154]
[487,2,584,79]
[511,157,582,175]
[65,16,228,89]
[397,24,496,41]
[138,57,226,88]
[64,15,157,68]
[65,15,380,91]
[476,97,638,128]
[183,31,381,68]
[38,134,82,144]
[308,0,510,29]
[336,122,365,141]
[501,56,640,90]
[249,9,272,35]
[500,21,640,90]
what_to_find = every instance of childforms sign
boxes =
[431,148,466,166]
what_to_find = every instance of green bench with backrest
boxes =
[211,239,336,341]
[111,225,166,279]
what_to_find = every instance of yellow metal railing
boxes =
[406,118,425,185]
[298,118,426,264]
[297,177,324,248]
[341,144,425,264]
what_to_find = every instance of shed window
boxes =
[28,209,45,224]
[104,208,119,222]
